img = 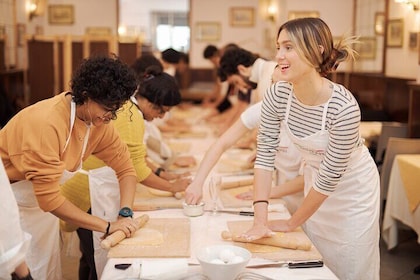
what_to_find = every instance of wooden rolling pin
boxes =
[221,230,312,251]
[221,178,254,189]
[100,214,149,249]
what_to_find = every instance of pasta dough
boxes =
[119,228,164,246]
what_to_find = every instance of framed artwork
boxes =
[374,12,385,36]
[354,37,377,59]
[288,11,319,20]
[85,27,112,36]
[230,7,254,27]
[48,5,74,25]
[195,22,220,41]
[409,32,418,49]
[387,19,404,48]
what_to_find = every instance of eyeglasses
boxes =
[97,106,119,123]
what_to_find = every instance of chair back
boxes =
[380,137,420,207]
[375,122,408,164]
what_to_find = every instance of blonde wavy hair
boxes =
[277,17,358,77]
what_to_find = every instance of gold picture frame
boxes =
[195,22,220,42]
[374,12,385,36]
[288,11,319,20]
[387,19,404,48]
[354,37,377,59]
[48,5,74,25]
[230,7,254,27]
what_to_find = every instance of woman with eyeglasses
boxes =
[60,65,191,278]
[0,55,140,280]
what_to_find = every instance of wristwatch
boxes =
[118,207,133,218]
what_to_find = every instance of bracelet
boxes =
[105,221,111,235]
[253,200,269,206]
[155,167,165,177]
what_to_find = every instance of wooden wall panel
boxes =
[118,42,138,66]
[27,40,55,104]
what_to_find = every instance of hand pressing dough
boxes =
[119,228,164,246]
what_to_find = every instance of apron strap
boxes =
[63,101,76,152]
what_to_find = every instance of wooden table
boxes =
[382,154,420,250]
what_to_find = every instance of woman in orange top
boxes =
[0,55,140,280]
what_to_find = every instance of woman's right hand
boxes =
[109,217,139,238]
[184,182,203,205]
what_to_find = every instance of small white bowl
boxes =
[182,201,205,217]
[196,244,251,280]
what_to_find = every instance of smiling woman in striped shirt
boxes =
[243,17,380,280]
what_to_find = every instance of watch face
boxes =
[119,207,133,217]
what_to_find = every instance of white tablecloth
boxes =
[382,155,420,250]
[101,207,338,280]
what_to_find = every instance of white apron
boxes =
[283,91,380,280]
[88,96,142,277]
[11,100,91,280]
[274,127,303,214]
[88,166,120,279]
[0,160,32,279]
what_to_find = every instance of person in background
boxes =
[185,65,304,214]
[245,18,380,280]
[61,65,193,278]
[0,159,33,280]
[201,44,232,112]
[0,55,140,280]
[131,54,196,169]
[218,46,277,105]
[160,48,182,77]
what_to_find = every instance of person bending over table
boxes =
[61,65,192,279]
[244,18,380,280]
[0,55,140,280]
[184,100,304,214]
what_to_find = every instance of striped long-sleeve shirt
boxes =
[255,81,362,195]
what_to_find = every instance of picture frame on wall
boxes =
[409,32,418,49]
[374,12,385,36]
[354,37,377,59]
[386,19,404,48]
[288,11,319,20]
[195,22,220,41]
[230,7,254,27]
[48,5,74,25]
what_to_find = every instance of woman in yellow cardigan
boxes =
[61,65,191,279]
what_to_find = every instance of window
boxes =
[153,12,190,52]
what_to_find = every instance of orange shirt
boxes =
[0,93,136,212]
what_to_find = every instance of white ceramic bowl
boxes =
[196,244,251,280]
[182,201,205,217]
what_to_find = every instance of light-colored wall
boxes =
[189,0,354,69]
[386,1,420,79]
[5,0,420,80]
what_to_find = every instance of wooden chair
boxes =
[380,137,420,211]
[375,122,409,166]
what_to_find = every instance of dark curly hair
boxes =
[70,54,137,110]
[136,65,181,107]
[218,47,258,81]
